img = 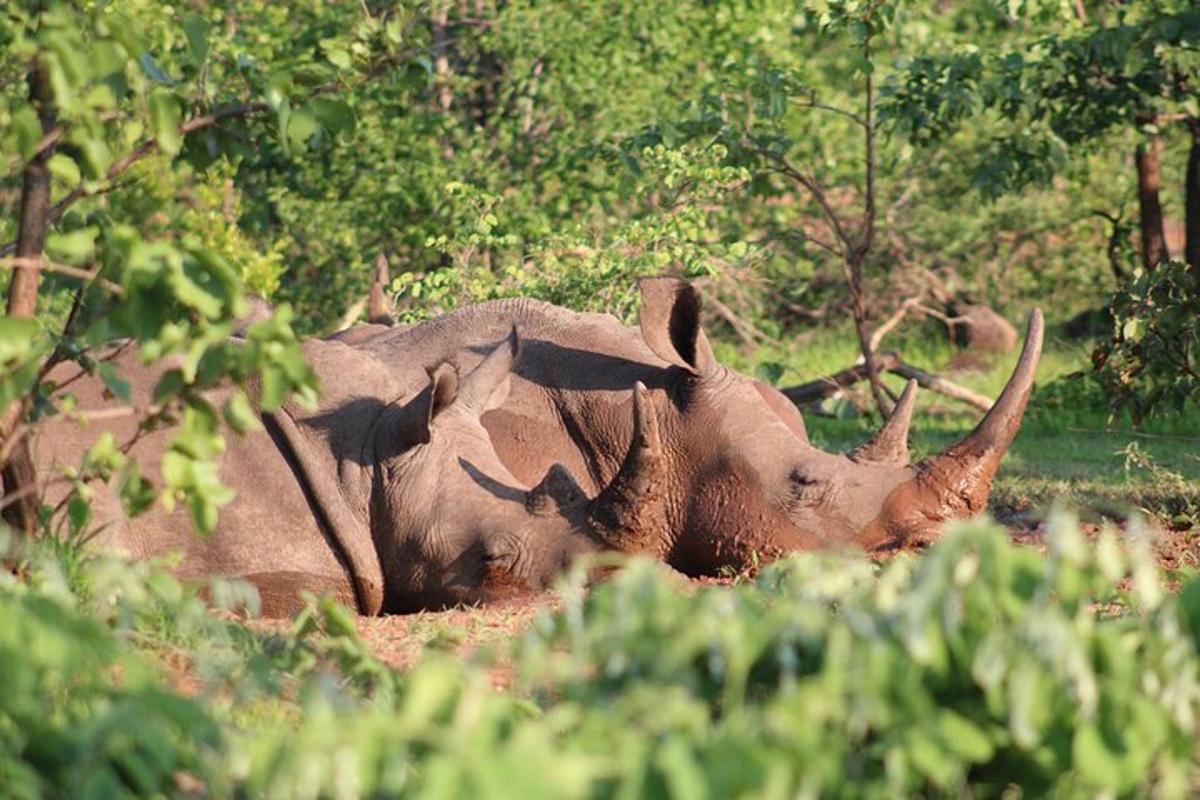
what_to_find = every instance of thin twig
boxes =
[868,297,921,352]
[0,256,123,295]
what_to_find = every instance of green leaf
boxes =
[45,226,99,263]
[149,89,183,156]
[222,391,262,435]
[70,131,112,179]
[259,367,286,411]
[309,99,355,137]
[1121,316,1144,343]
[320,38,353,70]
[0,318,40,363]
[936,710,994,763]
[97,362,132,404]
[1073,724,1136,793]
[138,52,177,85]
[12,105,43,160]
[67,495,92,536]
[182,14,211,65]
[286,109,320,152]
[47,153,81,187]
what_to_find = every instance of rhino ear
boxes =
[638,277,716,375]
[453,325,520,414]
[383,362,459,448]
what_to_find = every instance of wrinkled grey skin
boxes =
[32,332,657,616]
[354,278,1044,575]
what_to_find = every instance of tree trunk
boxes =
[1135,132,1168,270]
[2,60,55,535]
[1185,118,1200,271]
[855,31,889,417]
[432,3,453,114]
[849,265,891,416]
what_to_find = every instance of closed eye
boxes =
[782,469,836,512]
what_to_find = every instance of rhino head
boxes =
[587,278,1043,573]
[363,328,666,611]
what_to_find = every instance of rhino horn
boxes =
[914,309,1044,513]
[587,381,669,554]
[849,379,917,465]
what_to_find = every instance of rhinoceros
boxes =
[352,277,1044,574]
[32,331,658,615]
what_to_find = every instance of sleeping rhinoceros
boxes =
[32,330,660,615]
[352,277,1044,574]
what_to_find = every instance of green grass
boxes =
[717,319,1200,526]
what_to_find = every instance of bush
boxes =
[1095,261,1200,423]
[3,514,1200,797]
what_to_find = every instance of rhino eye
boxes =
[783,469,835,511]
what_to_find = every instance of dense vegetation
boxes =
[4,515,1200,797]
[1,0,1198,795]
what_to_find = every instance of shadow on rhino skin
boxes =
[464,339,672,393]
[458,457,526,504]
[299,395,428,465]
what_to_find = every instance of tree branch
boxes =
[761,156,853,254]
[0,256,123,295]
[791,97,866,127]
[781,352,994,413]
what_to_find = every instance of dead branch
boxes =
[0,256,123,295]
[782,352,902,405]
[887,362,992,412]
[781,352,993,413]
[868,297,921,351]
[336,296,368,332]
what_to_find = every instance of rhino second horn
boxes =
[587,381,669,554]
[916,309,1044,513]
[849,379,917,465]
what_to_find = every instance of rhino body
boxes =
[32,332,656,616]
[30,277,1042,614]
[354,279,1044,574]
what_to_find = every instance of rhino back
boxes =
[357,299,672,491]
[33,350,366,616]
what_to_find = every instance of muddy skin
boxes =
[32,331,665,616]
[353,278,1044,576]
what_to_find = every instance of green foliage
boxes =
[884,4,1200,190]
[390,144,754,322]
[0,0,408,533]
[1095,260,1200,422]
[6,514,1200,796]
[520,514,1195,796]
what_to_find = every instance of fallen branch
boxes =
[888,362,992,412]
[782,351,993,413]
[782,352,902,405]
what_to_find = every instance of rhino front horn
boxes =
[587,381,669,554]
[915,309,1044,514]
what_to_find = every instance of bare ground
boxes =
[208,518,1198,681]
